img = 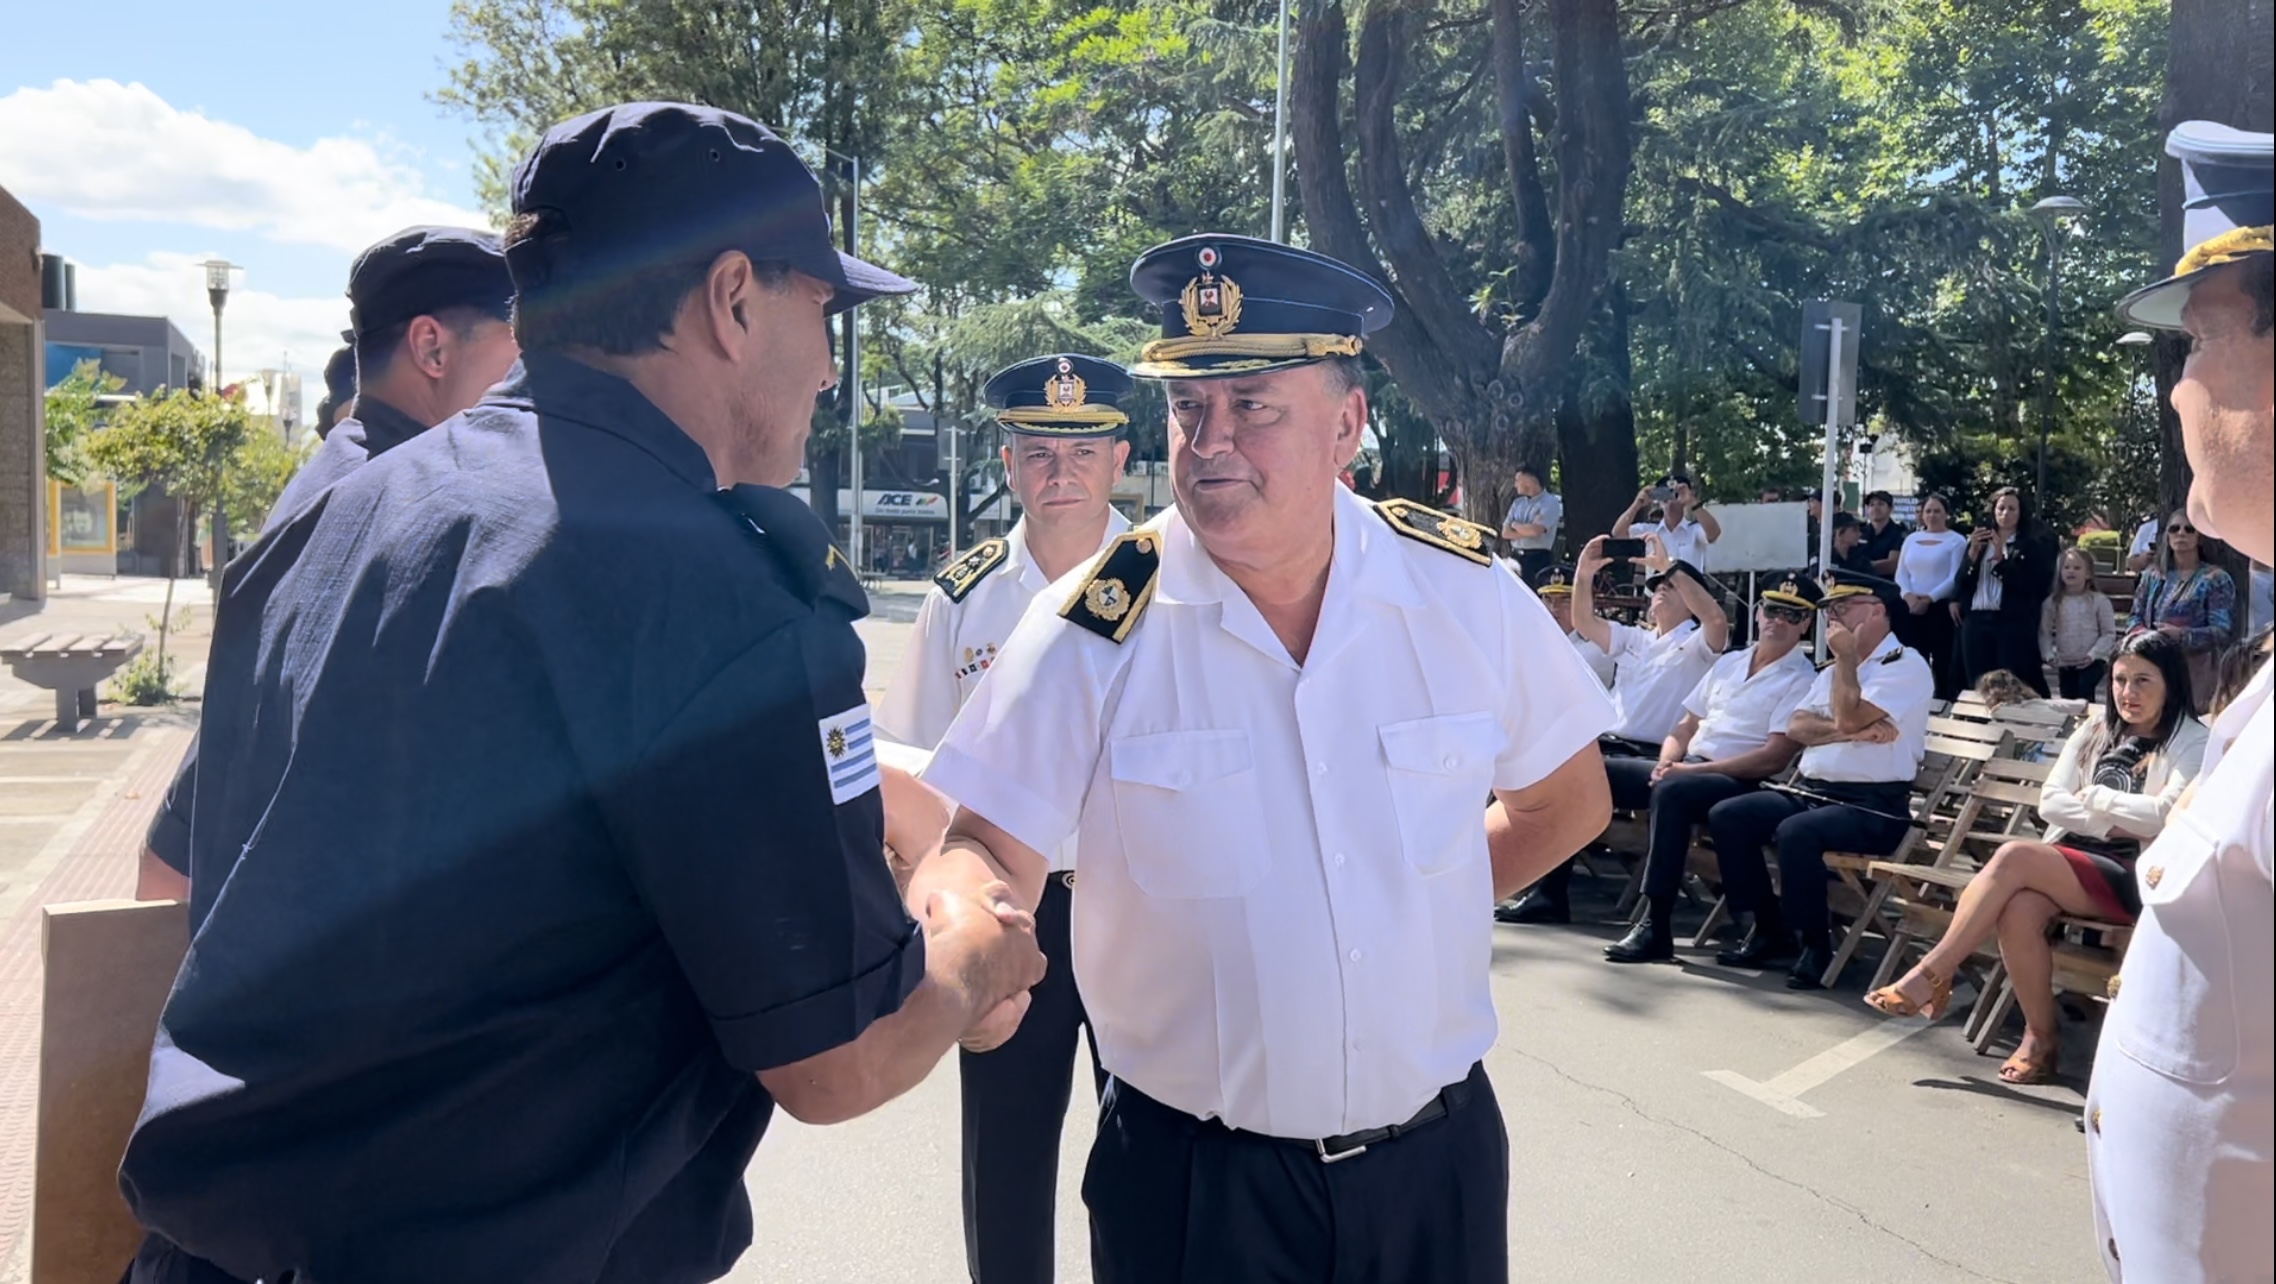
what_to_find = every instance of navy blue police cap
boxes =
[983,354,1133,438]
[2118,121,2273,330]
[1532,564,1578,598]
[1819,568,1904,612]
[1761,573,1825,612]
[1128,234,1393,379]
[506,102,916,317]
[346,226,513,337]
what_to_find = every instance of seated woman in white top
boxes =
[1864,630,2208,1084]
[1893,493,1968,697]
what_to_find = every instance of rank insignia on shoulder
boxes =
[1375,497,1492,565]
[1060,531,1161,643]
[935,538,1010,603]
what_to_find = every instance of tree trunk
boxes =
[1557,287,1640,546]
[2154,0,2273,581]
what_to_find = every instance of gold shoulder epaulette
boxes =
[1059,530,1161,643]
[1374,497,1493,565]
[934,538,1010,603]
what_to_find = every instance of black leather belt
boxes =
[1290,1076,1473,1164]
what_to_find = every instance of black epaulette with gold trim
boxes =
[1374,497,1493,565]
[934,538,1010,603]
[1059,530,1161,643]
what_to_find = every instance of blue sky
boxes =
[0,0,497,384]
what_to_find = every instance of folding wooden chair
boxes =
[1862,758,2055,991]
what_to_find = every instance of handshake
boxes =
[923,881,1049,1053]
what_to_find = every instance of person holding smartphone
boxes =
[1612,470,1722,569]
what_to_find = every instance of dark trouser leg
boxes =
[1958,610,2002,692]
[1997,617,2048,695]
[1603,756,1658,814]
[1772,803,1910,951]
[1642,773,1755,904]
[1084,1081,1332,1284]
[963,876,1085,1284]
[2058,661,2107,701]
[127,1238,254,1284]
[1331,1064,1509,1284]
[1708,790,1807,917]
[1515,548,1552,584]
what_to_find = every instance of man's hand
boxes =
[1641,533,1673,576]
[923,884,1046,1040]
[1827,622,1864,664]
[1653,759,1693,783]
[1577,534,1612,579]
[1852,719,1900,745]
[960,992,1032,1054]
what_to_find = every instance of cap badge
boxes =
[1551,570,1569,586]
[1049,357,1088,409]
[1780,578,1800,597]
[1181,247,1244,339]
[1084,577,1133,623]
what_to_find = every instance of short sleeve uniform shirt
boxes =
[1682,644,1819,763]
[1603,619,1720,744]
[924,485,1615,1141]
[1793,636,1934,782]
[118,354,921,1284]
[1629,517,1707,569]
[1502,491,1562,551]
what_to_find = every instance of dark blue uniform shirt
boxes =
[144,395,431,876]
[120,353,923,1284]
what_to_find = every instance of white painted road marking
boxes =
[1705,985,1975,1118]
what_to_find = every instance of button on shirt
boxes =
[1682,644,1819,764]
[923,484,1615,1140]
[1794,636,1934,783]
[119,354,921,1284]
[1603,619,1720,744]
[1502,490,1562,552]
[1629,517,1708,569]
[2087,663,2274,1284]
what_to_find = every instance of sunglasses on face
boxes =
[2168,524,2196,535]
[1762,606,1813,625]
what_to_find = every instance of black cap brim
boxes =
[819,248,918,315]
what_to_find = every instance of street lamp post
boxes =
[200,259,238,588]
[1270,0,1293,242]
[2026,195,2087,506]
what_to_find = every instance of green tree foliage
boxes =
[43,359,125,489]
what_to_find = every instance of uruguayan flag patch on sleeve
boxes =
[818,703,882,805]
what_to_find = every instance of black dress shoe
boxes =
[1786,946,1836,990]
[1604,920,1675,964]
[1715,924,1797,968]
[1495,890,1570,925]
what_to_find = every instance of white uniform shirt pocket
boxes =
[2110,810,2238,1084]
[1378,712,1501,876]
[1108,730,1271,899]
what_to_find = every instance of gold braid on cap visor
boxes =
[993,405,1129,427]
[2176,224,2274,276]
[1137,333,1365,364]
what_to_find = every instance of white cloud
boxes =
[73,252,350,386]
[0,79,492,253]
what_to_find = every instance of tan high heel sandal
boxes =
[1864,969,1953,1020]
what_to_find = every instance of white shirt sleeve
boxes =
[1605,621,1650,665]
[874,588,964,750]
[1768,670,1815,733]
[1855,648,1935,728]
[922,595,1121,858]
[1681,665,1718,721]
[1494,568,1616,790]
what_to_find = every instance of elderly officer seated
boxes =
[1602,576,1823,963]
[919,233,1614,1283]
[1500,533,1726,924]
[1705,569,1934,988]
[1528,562,1615,688]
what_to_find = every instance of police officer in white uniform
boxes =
[2087,119,2273,1284]
[876,353,1134,1284]
[1529,562,1616,689]
[913,234,1616,1283]
[1708,570,1935,988]
[1500,533,1726,923]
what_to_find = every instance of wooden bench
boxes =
[0,633,144,732]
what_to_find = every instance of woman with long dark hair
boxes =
[1863,631,2208,1083]
[2128,510,2238,712]
[1953,486,2059,694]
[1895,493,1967,697]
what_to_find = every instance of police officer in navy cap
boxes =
[1704,568,1934,988]
[2087,119,2273,1284]
[916,232,1616,1282]
[119,103,1045,1284]
[879,352,1133,1284]
[136,225,519,904]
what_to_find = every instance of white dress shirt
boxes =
[1793,635,1934,783]
[1603,619,1720,744]
[1895,530,1968,602]
[1682,644,1819,764]
[876,512,1129,872]
[1630,517,1708,569]
[925,485,1615,1139]
[2087,663,2273,1282]
[1969,537,2010,611]
[1570,629,1616,688]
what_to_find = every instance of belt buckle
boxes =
[1316,1137,1367,1164]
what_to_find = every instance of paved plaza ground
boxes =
[0,575,2106,1283]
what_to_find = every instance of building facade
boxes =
[0,185,42,601]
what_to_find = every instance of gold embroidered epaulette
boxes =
[934,538,1010,603]
[1059,530,1161,643]
[1374,497,1492,565]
